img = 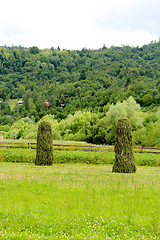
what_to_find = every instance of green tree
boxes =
[40,114,61,140]
[30,46,39,54]
[105,96,143,144]
[79,69,86,80]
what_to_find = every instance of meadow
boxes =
[0,161,160,239]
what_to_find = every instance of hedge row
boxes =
[0,148,160,167]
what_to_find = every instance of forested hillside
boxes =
[1,42,160,146]
[1,42,160,121]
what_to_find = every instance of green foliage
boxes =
[53,151,114,164]
[5,118,37,140]
[29,46,39,54]
[1,42,160,123]
[112,119,136,173]
[133,121,160,147]
[0,147,114,165]
[135,152,160,166]
[0,115,15,126]
[105,96,142,144]
[1,147,160,167]
[0,148,35,163]
[1,94,160,148]
[39,114,61,140]
[59,111,98,142]
[35,120,53,165]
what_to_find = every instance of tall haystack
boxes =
[35,120,53,166]
[112,119,136,173]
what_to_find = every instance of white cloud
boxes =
[0,0,159,49]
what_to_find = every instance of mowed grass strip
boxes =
[0,162,160,239]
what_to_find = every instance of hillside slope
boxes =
[1,42,160,122]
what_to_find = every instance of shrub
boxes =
[112,119,136,173]
[35,120,53,165]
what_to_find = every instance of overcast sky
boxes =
[0,0,160,50]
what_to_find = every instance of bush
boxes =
[0,148,160,167]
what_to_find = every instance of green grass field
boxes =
[0,162,160,239]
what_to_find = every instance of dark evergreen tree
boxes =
[35,120,53,165]
[79,69,86,80]
[112,119,136,173]
[30,46,39,54]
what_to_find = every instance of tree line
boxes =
[1,97,160,148]
[1,42,160,146]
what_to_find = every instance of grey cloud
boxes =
[94,1,160,35]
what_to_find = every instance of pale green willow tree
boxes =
[39,114,61,140]
[105,96,143,144]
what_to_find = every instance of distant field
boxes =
[0,162,159,239]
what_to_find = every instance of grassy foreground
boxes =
[0,162,160,239]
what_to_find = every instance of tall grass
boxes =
[0,162,160,239]
[0,147,160,166]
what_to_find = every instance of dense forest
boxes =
[1,42,160,146]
